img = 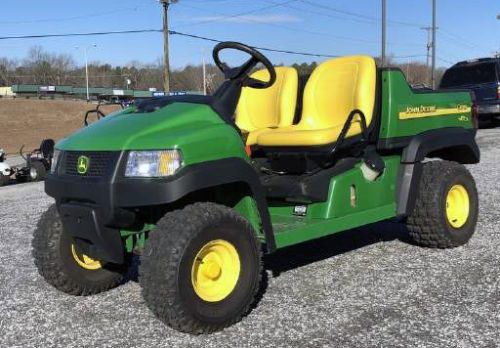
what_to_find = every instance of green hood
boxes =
[57,102,247,165]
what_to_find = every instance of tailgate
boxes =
[460,82,498,102]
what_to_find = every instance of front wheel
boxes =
[139,203,262,334]
[29,161,47,181]
[406,161,479,248]
[32,204,127,295]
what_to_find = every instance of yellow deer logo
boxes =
[77,156,90,175]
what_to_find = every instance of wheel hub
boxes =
[71,244,103,270]
[191,239,240,302]
[30,167,37,180]
[446,184,470,228]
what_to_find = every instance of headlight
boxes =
[50,149,61,173]
[125,150,182,177]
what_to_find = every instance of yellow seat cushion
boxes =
[256,56,376,147]
[257,123,364,147]
[236,67,298,145]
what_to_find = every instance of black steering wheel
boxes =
[213,41,276,89]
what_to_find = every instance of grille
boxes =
[63,151,117,177]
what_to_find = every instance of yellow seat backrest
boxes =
[236,67,298,132]
[301,55,376,131]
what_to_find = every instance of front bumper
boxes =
[46,150,185,263]
[45,152,263,262]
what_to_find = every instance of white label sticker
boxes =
[293,205,307,216]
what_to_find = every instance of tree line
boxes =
[0,46,225,93]
[0,46,444,93]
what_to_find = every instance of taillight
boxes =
[497,85,500,99]
[471,103,479,129]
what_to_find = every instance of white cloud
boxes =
[195,14,301,24]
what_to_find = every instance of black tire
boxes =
[139,203,262,334]
[478,117,493,129]
[16,176,28,183]
[406,160,478,248]
[32,204,126,295]
[0,173,9,186]
[30,161,47,181]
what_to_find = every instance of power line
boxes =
[0,29,163,41]
[437,56,454,65]
[440,29,488,52]
[175,0,299,28]
[169,30,338,57]
[0,28,337,58]
[265,0,380,26]
[298,0,424,28]
[0,28,443,62]
[174,1,382,45]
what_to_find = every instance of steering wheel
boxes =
[213,41,276,89]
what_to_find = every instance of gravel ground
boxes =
[1,129,499,348]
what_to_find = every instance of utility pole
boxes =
[421,25,438,87]
[75,44,97,102]
[421,27,432,72]
[431,0,437,89]
[381,0,387,67]
[160,0,177,94]
[202,48,207,95]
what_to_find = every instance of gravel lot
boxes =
[1,129,499,348]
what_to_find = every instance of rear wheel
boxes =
[406,161,478,248]
[139,203,262,334]
[32,204,127,295]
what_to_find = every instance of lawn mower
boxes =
[33,42,480,334]
[16,139,55,183]
[0,148,14,186]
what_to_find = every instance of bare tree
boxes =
[0,58,17,86]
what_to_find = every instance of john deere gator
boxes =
[33,42,480,334]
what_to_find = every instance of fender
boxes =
[396,127,480,216]
[113,157,277,252]
[401,127,479,164]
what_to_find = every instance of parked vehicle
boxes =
[0,149,13,186]
[33,42,480,334]
[16,139,55,183]
[440,57,500,126]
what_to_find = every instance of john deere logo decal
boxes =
[77,156,90,175]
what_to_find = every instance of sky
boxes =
[0,0,499,70]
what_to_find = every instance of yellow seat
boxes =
[256,56,376,147]
[235,67,298,145]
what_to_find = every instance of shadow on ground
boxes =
[125,220,412,286]
[263,220,411,277]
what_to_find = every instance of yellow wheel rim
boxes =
[191,239,241,302]
[446,184,470,228]
[71,244,103,270]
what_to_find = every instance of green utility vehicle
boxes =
[33,42,480,334]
